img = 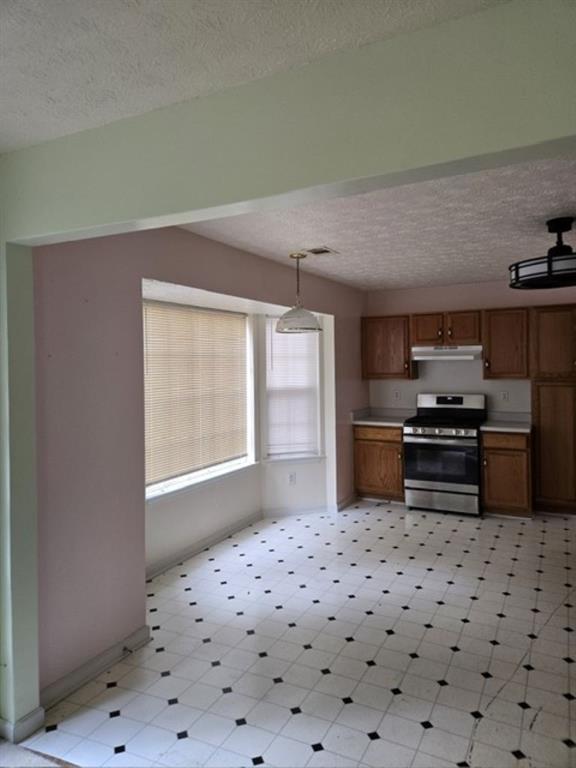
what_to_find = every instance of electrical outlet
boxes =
[500,391,509,402]
[288,472,297,486]
[393,390,401,401]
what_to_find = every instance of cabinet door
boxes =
[533,382,576,509]
[482,448,530,514]
[482,309,529,378]
[362,316,412,379]
[531,306,576,378]
[445,311,481,345]
[354,440,403,498]
[410,313,444,346]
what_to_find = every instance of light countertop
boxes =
[480,421,531,434]
[352,416,405,428]
[352,414,531,433]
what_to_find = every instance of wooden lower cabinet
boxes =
[533,381,576,511]
[354,426,404,500]
[481,432,532,517]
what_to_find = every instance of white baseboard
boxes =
[146,511,263,579]
[40,624,150,710]
[0,706,45,743]
[261,505,336,518]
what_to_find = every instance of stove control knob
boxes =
[435,428,442,435]
[456,429,463,436]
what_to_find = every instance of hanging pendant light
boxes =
[276,252,322,333]
[509,217,576,289]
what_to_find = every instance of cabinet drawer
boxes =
[354,426,402,443]
[482,432,529,451]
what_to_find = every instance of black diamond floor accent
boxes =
[114,746,126,754]
[563,693,575,700]
[470,711,483,719]
[106,682,117,689]
[160,671,170,677]
[222,687,232,694]
[367,732,380,740]
[409,652,419,659]
[177,730,188,739]
[366,660,376,667]
[235,718,247,726]
[167,698,178,706]
[437,679,448,687]
[342,697,353,704]
[290,707,301,715]
[311,743,324,752]
[273,677,283,684]
[321,668,331,675]
[109,710,121,718]
[45,724,58,732]
[252,758,264,766]
[391,688,402,695]
[523,664,534,671]
[421,721,433,729]
[481,671,493,679]
[511,750,526,759]
[518,701,530,710]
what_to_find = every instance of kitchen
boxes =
[355,304,575,517]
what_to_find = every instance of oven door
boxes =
[403,436,479,493]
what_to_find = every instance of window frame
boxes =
[259,315,324,463]
[144,304,256,500]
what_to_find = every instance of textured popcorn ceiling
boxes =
[1,0,505,152]
[184,157,576,290]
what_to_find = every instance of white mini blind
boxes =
[265,316,320,457]
[143,301,248,486]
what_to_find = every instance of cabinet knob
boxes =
[483,459,488,467]
[447,328,453,337]
[404,361,409,369]
[437,328,443,337]
[484,360,490,368]
[397,452,402,460]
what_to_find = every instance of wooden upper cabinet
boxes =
[445,311,481,345]
[410,313,444,345]
[482,308,529,379]
[410,311,481,346]
[533,381,576,510]
[531,305,576,379]
[362,316,412,379]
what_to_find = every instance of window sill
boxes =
[146,457,257,501]
[263,454,326,464]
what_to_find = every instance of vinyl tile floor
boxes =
[24,502,575,767]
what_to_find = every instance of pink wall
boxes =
[366,280,576,315]
[34,227,368,689]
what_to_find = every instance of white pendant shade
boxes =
[276,251,322,334]
[276,304,322,333]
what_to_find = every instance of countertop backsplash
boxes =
[368,360,531,416]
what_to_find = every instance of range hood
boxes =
[411,345,483,362]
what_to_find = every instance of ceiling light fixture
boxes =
[276,252,322,333]
[509,217,576,289]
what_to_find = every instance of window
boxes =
[143,301,249,489]
[265,316,320,458]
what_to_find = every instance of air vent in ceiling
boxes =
[304,246,338,255]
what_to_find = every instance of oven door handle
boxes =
[403,436,477,447]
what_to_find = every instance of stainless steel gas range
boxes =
[403,394,486,516]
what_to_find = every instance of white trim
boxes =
[262,505,337,518]
[146,457,257,500]
[146,510,263,579]
[0,707,45,744]
[40,625,150,710]
[262,454,326,464]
